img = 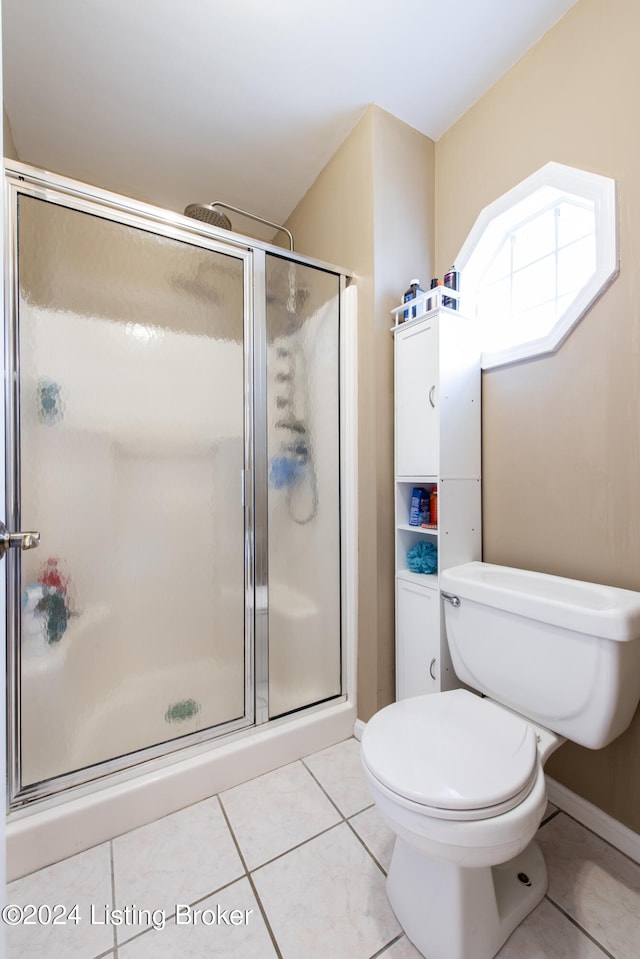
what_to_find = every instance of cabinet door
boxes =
[396,579,440,699]
[395,321,439,476]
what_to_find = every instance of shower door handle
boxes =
[0,521,40,560]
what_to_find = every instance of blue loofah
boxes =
[269,456,303,488]
[406,540,438,575]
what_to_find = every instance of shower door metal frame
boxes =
[247,250,349,727]
[4,165,258,808]
[251,249,270,726]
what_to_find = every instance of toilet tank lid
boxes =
[440,562,640,641]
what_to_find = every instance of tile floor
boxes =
[6,737,640,958]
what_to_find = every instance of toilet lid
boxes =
[361,690,538,813]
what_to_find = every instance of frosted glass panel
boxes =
[16,196,247,787]
[266,256,341,717]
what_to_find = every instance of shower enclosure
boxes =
[4,162,347,808]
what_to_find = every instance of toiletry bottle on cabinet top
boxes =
[402,279,425,322]
[443,266,459,310]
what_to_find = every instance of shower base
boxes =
[6,699,356,881]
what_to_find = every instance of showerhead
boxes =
[183,204,232,231]
[184,201,294,250]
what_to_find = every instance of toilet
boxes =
[361,562,640,959]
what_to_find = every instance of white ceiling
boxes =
[3,0,578,242]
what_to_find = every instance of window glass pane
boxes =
[481,238,511,285]
[557,200,595,247]
[555,292,575,318]
[512,254,556,315]
[513,300,559,341]
[558,235,597,297]
[476,276,510,323]
[478,315,508,353]
[512,207,555,271]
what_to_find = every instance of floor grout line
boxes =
[299,756,351,820]
[543,894,616,959]
[113,871,251,950]
[345,816,389,877]
[300,755,377,823]
[249,820,344,873]
[299,751,388,876]
[243,870,285,959]
[540,806,561,826]
[111,793,257,951]
[109,840,118,958]
[369,932,406,957]
[548,807,640,868]
[115,925,156,951]
[217,794,284,959]
[216,754,377,876]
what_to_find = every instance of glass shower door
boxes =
[9,191,251,798]
[265,255,342,717]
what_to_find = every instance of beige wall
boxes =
[371,109,435,713]
[435,0,640,832]
[286,105,435,720]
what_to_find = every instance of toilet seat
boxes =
[361,690,539,822]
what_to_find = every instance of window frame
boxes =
[455,162,618,370]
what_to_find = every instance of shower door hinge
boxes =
[241,469,250,508]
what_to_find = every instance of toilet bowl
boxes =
[361,562,640,959]
[362,691,555,867]
[361,690,555,959]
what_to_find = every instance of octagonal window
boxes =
[456,162,618,369]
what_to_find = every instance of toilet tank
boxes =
[439,562,640,749]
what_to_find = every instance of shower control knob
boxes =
[0,521,40,559]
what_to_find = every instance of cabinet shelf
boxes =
[397,569,439,589]
[397,523,438,535]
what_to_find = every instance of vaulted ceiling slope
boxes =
[3,0,578,239]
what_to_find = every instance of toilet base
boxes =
[386,837,547,959]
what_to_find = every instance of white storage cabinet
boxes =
[392,291,481,699]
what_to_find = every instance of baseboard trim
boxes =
[353,719,366,741]
[546,776,640,864]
